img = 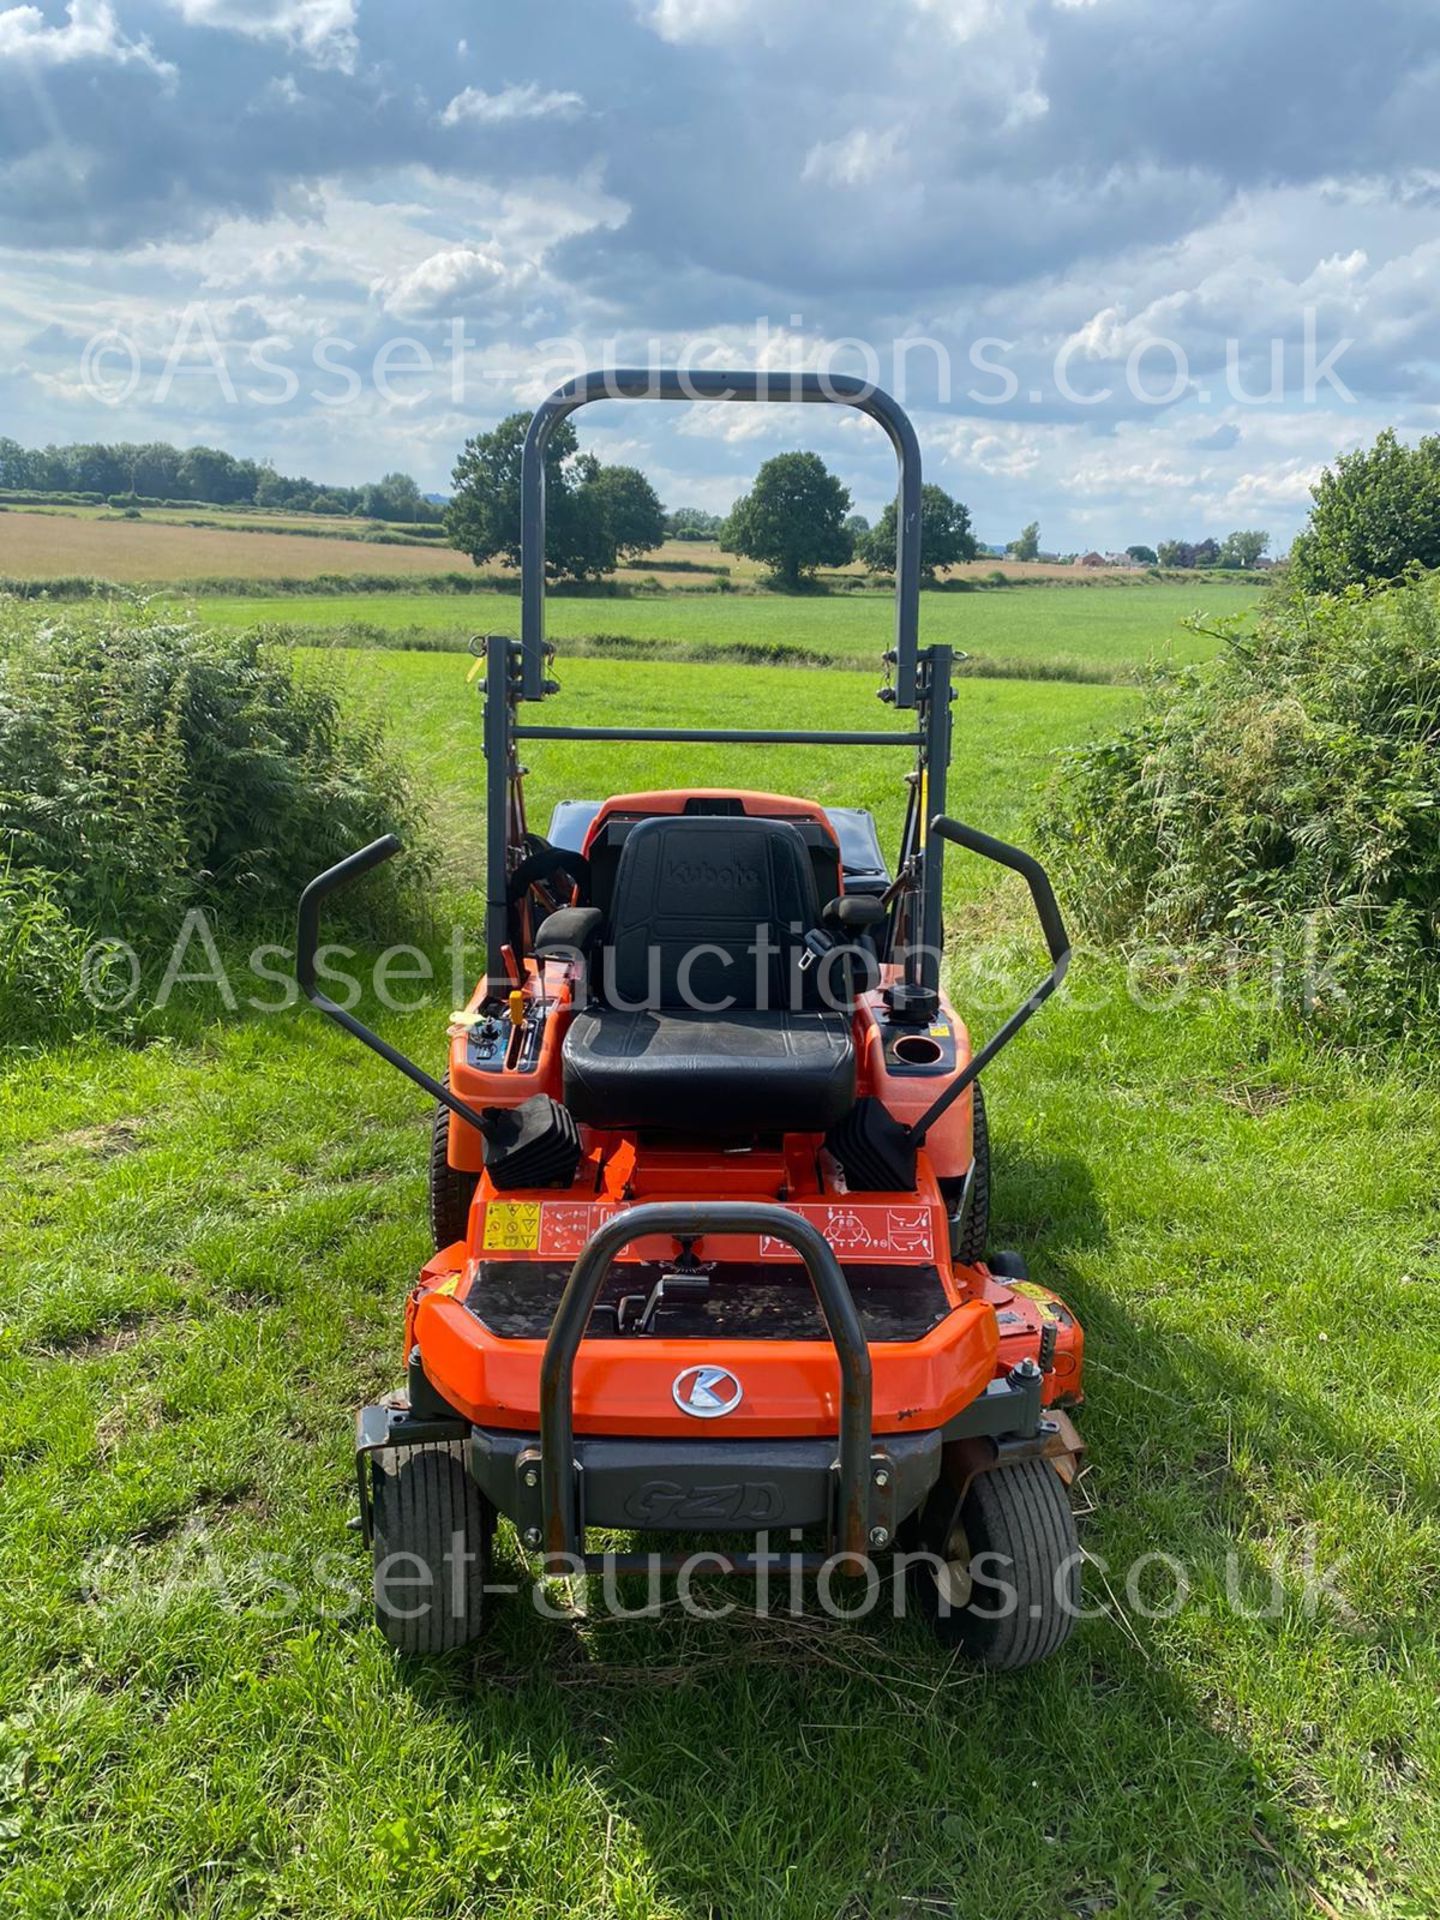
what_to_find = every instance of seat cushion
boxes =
[563,1006,856,1134]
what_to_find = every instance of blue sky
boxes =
[1,0,1437,549]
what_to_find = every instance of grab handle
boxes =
[907,817,1071,1147]
[296,837,493,1138]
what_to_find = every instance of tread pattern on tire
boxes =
[953,1081,990,1265]
[955,1455,1080,1670]
[429,1074,479,1252]
[371,1442,493,1654]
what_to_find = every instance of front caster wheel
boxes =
[909,1455,1080,1670]
[370,1442,495,1653]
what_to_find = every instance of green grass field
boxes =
[2,625,1437,1917]
[183,578,1263,679]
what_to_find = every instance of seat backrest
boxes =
[605,815,820,1009]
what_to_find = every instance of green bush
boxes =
[0,603,428,1041]
[1290,429,1440,592]
[0,865,92,1040]
[1037,578,1440,1038]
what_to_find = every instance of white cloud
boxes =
[162,0,358,71]
[439,83,585,127]
[0,0,172,73]
[801,127,903,189]
[376,243,527,316]
[641,0,761,44]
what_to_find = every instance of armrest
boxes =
[533,905,604,959]
[823,895,887,933]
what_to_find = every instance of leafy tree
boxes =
[1219,529,1270,570]
[1290,429,1440,592]
[179,445,241,504]
[666,506,723,540]
[863,483,976,582]
[844,511,871,539]
[0,438,27,489]
[722,451,854,587]
[131,442,183,498]
[68,443,127,496]
[359,471,428,523]
[1006,521,1040,562]
[1157,538,1220,568]
[447,412,614,581]
[588,464,666,559]
[255,468,295,509]
[1126,544,1158,565]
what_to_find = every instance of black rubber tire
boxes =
[429,1073,478,1252]
[916,1456,1080,1670]
[371,1443,495,1653]
[952,1081,990,1265]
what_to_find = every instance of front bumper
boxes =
[356,1361,1051,1550]
[471,1426,940,1538]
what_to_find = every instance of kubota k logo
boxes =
[672,1364,743,1419]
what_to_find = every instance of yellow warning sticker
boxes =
[929,1023,951,1038]
[482,1201,541,1252]
[433,1273,461,1298]
[1011,1280,1062,1324]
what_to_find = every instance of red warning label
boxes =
[760,1202,934,1263]
[532,1199,937,1265]
[537,1201,615,1258]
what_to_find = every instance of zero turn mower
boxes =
[297,370,1085,1668]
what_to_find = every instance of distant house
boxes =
[1077,551,1107,568]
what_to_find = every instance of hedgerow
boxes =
[0,602,428,1041]
[1037,577,1440,1040]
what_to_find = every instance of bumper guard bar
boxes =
[539,1202,875,1558]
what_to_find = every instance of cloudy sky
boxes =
[1,0,1436,549]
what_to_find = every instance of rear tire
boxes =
[951,1081,990,1265]
[371,1443,495,1654]
[429,1074,478,1251]
[910,1455,1079,1670]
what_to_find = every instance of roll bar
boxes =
[520,369,923,707]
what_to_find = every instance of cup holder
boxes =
[893,1033,943,1067]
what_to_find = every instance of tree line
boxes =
[445,418,979,586]
[0,437,442,523]
[1153,531,1269,570]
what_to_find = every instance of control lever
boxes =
[617,1270,712,1335]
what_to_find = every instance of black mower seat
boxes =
[564,1006,854,1132]
[560,814,857,1134]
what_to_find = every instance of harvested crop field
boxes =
[0,507,474,582]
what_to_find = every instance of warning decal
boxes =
[760,1202,934,1263]
[470,1198,940,1265]
[481,1201,541,1252]
[538,1201,613,1258]
[1011,1280,1064,1324]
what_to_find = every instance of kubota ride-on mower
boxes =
[297,371,1086,1668]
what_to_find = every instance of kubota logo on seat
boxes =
[672,1364,743,1418]
[664,860,759,892]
